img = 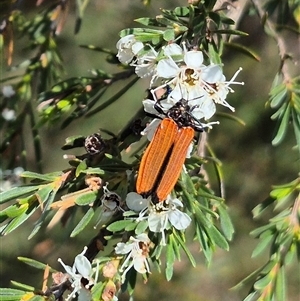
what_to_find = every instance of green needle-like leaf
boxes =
[275,267,286,301]
[107,219,135,232]
[0,288,27,301]
[71,207,95,237]
[165,237,175,281]
[272,103,291,145]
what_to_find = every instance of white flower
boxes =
[133,47,158,78]
[2,85,15,97]
[94,183,122,228]
[149,43,243,124]
[2,108,16,121]
[156,47,205,85]
[115,233,151,283]
[151,45,217,121]
[147,196,191,245]
[126,193,191,246]
[116,35,144,64]
[202,65,244,111]
[58,247,94,301]
[156,49,212,115]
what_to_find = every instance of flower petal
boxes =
[126,192,148,212]
[115,242,133,255]
[117,50,134,64]
[140,118,161,141]
[184,51,204,69]
[131,41,144,55]
[195,95,216,120]
[142,99,157,115]
[169,210,191,230]
[133,255,147,274]
[202,64,224,83]
[156,58,179,78]
[135,233,150,243]
[116,35,134,49]
[148,213,166,233]
[74,254,92,279]
[168,197,183,207]
[163,43,183,60]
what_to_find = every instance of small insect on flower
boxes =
[136,99,205,203]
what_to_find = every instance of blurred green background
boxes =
[0,1,299,300]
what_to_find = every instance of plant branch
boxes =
[251,0,292,83]
[290,191,300,230]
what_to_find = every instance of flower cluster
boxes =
[58,247,94,301]
[115,233,152,283]
[116,36,243,127]
[58,248,119,301]
[111,192,192,282]
[126,193,192,245]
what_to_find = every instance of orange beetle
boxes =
[136,99,203,203]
